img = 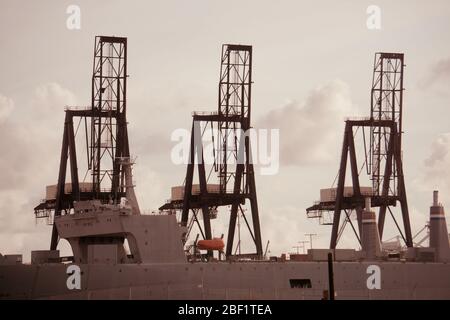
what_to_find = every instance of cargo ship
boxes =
[1,36,449,300]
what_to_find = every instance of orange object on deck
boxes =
[197,238,225,251]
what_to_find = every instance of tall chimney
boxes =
[361,197,381,260]
[433,190,439,206]
[429,190,450,262]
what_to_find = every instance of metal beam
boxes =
[330,123,350,249]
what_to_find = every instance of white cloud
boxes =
[257,80,358,166]
[419,57,450,94]
[261,205,312,254]
[0,94,14,123]
[0,189,51,261]
[0,83,77,260]
[33,82,77,112]
[414,132,450,206]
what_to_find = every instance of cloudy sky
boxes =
[1,0,449,260]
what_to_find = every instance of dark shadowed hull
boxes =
[2,260,450,300]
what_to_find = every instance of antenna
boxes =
[305,233,317,249]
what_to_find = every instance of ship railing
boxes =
[344,116,372,121]
[64,105,91,111]
[192,111,219,116]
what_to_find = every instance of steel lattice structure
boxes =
[91,36,129,199]
[307,52,413,249]
[160,44,263,259]
[370,53,404,196]
[34,36,137,250]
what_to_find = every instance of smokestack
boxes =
[433,190,439,206]
[361,197,382,260]
[429,190,450,262]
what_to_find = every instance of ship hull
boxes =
[1,260,450,300]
